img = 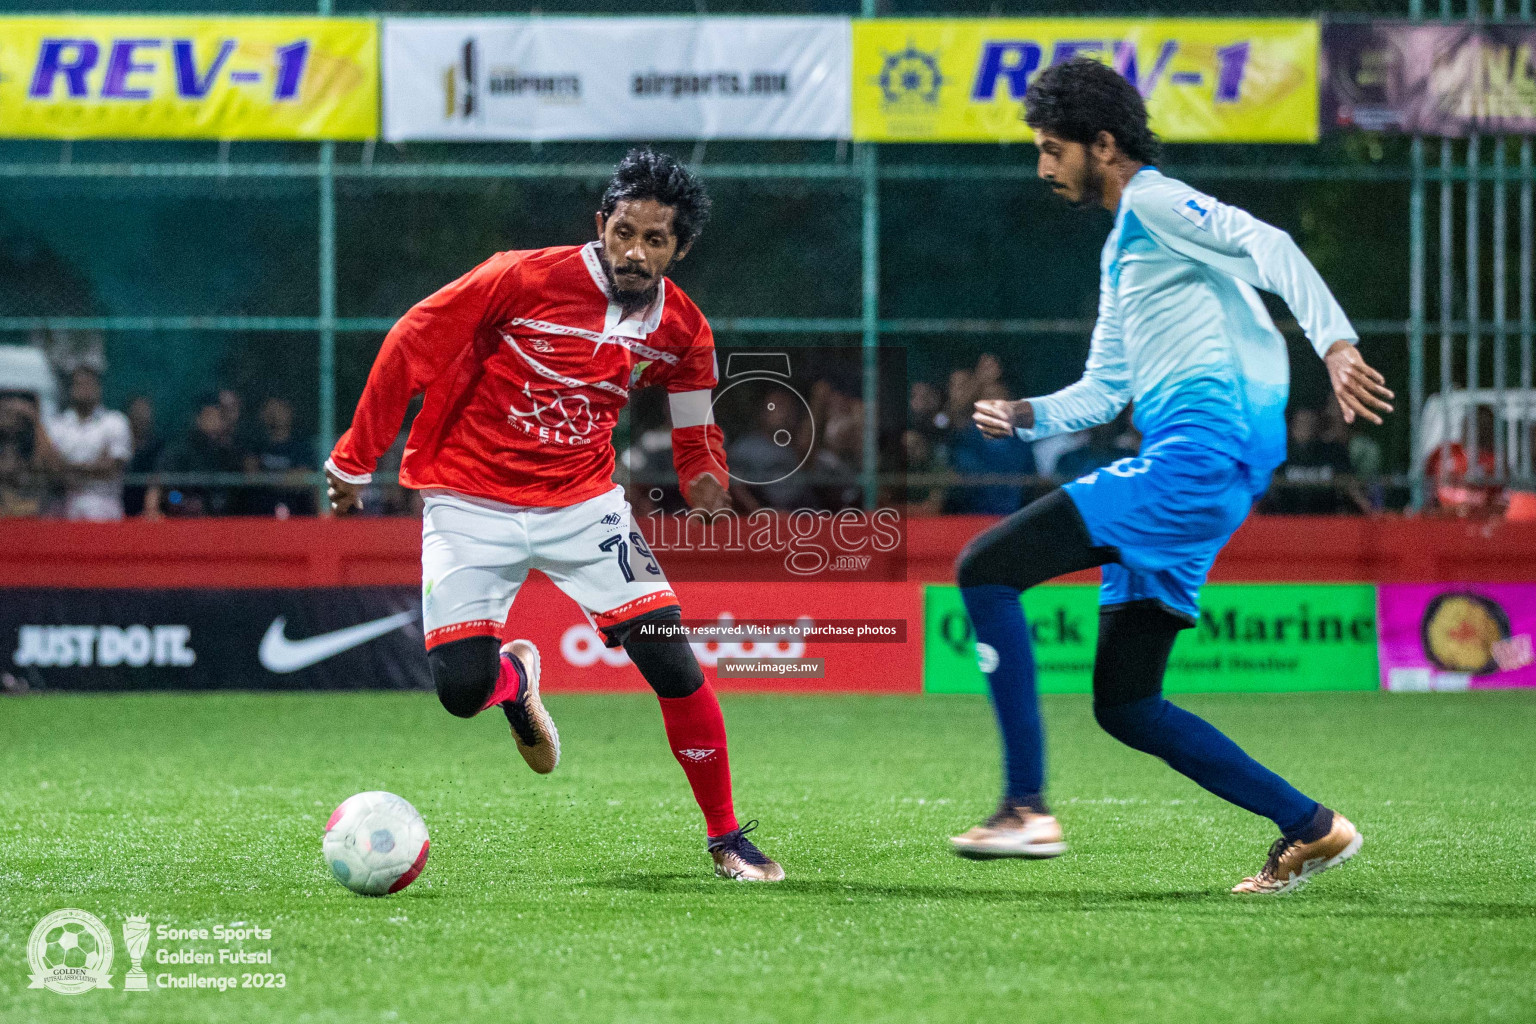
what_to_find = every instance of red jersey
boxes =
[328,243,728,508]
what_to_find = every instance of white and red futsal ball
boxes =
[323,791,430,896]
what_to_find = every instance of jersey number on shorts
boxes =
[1080,456,1153,486]
[599,531,660,583]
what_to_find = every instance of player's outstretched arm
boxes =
[977,274,1131,442]
[325,254,521,514]
[1324,340,1394,426]
[1133,185,1357,362]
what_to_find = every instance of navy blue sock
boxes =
[1094,696,1319,837]
[961,585,1045,808]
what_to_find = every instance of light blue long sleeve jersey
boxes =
[1018,166,1357,494]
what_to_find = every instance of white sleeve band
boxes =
[668,389,715,429]
[324,458,372,486]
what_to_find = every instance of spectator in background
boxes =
[1327,400,1384,511]
[123,395,163,517]
[244,397,316,517]
[0,391,59,517]
[903,427,945,515]
[44,366,131,521]
[1266,406,1366,515]
[727,382,817,511]
[144,393,243,517]
[908,380,949,441]
[945,368,978,439]
[1053,409,1139,482]
[812,391,864,510]
[218,388,243,440]
[946,382,1037,515]
[1426,405,1504,517]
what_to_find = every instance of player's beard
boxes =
[1057,161,1104,212]
[597,244,665,315]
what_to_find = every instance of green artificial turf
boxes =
[1,691,1533,1024]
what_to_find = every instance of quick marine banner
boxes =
[853,18,1318,143]
[924,583,1379,694]
[0,16,378,140]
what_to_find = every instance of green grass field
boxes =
[2,690,1533,1024]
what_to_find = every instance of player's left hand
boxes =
[687,473,731,512]
[326,469,364,516]
[973,398,1033,439]
[1324,341,1394,425]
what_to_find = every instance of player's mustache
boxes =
[615,263,650,279]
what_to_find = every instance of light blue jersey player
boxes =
[948,58,1393,894]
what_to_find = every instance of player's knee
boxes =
[619,609,704,699]
[428,636,500,718]
[1093,695,1166,750]
[955,533,1010,590]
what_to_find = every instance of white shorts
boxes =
[420,486,677,650]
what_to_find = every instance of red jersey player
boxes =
[324,150,783,882]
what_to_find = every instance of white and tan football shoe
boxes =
[500,639,560,775]
[950,799,1068,859]
[1232,811,1362,894]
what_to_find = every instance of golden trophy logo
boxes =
[122,916,150,991]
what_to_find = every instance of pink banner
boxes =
[1378,583,1536,691]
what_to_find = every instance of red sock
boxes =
[477,653,524,714]
[657,683,739,837]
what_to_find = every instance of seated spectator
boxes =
[1054,410,1138,482]
[1266,405,1365,515]
[218,387,251,458]
[1426,406,1504,518]
[908,381,950,440]
[243,396,315,516]
[812,392,864,510]
[903,428,945,515]
[123,395,164,517]
[144,394,244,517]
[0,391,59,517]
[946,383,1036,515]
[44,366,131,521]
[727,383,817,511]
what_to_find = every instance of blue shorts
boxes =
[1063,436,1254,623]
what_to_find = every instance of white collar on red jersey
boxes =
[581,241,666,340]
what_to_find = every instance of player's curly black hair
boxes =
[600,148,712,249]
[1023,58,1161,165]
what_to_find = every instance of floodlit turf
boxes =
[2,691,1534,1024]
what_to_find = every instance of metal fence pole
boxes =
[1467,131,1481,476]
[860,142,880,510]
[1410,135,1427,508]
[1439,138,1454,491]
[316,0,337,510]
[1494,133,1508,477]
[1523,135,1534,482]
[318,140,337,502]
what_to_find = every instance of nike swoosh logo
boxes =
[258,611,418,674]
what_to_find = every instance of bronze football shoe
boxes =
[1232,810,1362,894]
[500,639,560,775]
[951,799,1068,859]
[708,821,785,882]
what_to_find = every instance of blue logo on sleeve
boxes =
[1175,195,1213,229]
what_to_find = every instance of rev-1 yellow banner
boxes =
[0,16,378,140]
[854,19,1317,143]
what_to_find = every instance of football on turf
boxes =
[323,791,430,896]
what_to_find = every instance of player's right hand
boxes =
[973,399,1033,439]
[326,469,364,516]
[1324,340,1394,426]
